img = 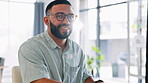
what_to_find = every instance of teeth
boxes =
[61,28,69,30]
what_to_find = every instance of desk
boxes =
[0,66,6,69]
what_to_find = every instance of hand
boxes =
[94,79,104,83]
[85,77,95,83]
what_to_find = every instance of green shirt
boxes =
[18,31,91,83]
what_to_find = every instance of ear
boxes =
[43,16,50,26]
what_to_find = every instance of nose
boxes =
[62,16,70,24]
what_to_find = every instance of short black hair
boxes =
[45,0,72,15]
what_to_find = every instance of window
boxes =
[10,0,36,3]
[100,3,127,39]
[100,0,127,6]
[0,1,34,82]
[88,0,98,40]
[80,0,147,83]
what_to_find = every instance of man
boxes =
[94,80,104,83]
[18,0,95,83]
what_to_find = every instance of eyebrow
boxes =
[50,12,75,15]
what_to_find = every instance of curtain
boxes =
[34,2,44,36]
[146,0,148,82]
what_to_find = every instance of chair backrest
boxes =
[0,57,5,75]
[12,66,22,83]
[0,57,5,83]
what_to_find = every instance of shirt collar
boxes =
[44,30,72,50]
[64,38,73,52]
[44,30,59,49]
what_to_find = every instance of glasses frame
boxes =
[47,12,77,22]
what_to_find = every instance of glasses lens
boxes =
[55,13,65,21]
[55,12,77,22]
[68,14,76,22]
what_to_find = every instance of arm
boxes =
[84,77,94,83]
[31,78,63,83]
[18,42,57,83]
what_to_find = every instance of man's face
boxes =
[50,20,72,39]
[47,4,75,39]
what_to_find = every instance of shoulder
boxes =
[18,33,48,60]
[68,39,84,54]
[19,32,47,50]
[68,39,82,49]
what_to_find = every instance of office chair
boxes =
[12,66,22,83]
[0,57,5,83]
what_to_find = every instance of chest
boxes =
[45,48,81,67]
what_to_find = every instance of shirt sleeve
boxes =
[18,41,50,83]
[81,51,92,83]
[82,64,92,82]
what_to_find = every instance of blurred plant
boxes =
[86,46,104,77]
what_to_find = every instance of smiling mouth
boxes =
[60,26,70,30]
[61,27,69,30]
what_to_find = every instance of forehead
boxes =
[50,4,74,14]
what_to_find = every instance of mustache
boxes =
[58,24,70,27]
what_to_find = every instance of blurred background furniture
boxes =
[0,57,5,83]
[12,66,22,83]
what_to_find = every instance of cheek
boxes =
[51,21,60,27]
[50,17,60,25]
[69,23,73,29]
[70,22,73,27]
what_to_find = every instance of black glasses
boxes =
[47,12,77,22]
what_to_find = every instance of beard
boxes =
[50,21,72,39]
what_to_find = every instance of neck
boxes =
[55,37,67,50]
[48,30,67,51]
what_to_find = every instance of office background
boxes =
[0,0,147,83]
